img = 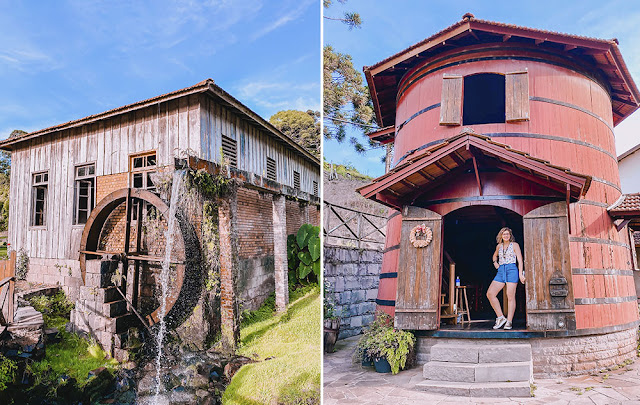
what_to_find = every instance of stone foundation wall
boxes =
[416,326,639,377]
[26,257,82,301]
[324,246,382,339]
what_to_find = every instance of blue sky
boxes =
[0,0,320,139]
[323,0,640,177]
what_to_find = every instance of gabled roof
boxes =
[0,79,320,165]
[357,130,591,210]
[608,193,640,229]
[365,14,640,128]
[608,193,640,215]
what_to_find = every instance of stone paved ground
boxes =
[324,336,640,404]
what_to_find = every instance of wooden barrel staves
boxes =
[376,209,403,317]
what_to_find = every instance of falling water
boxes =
[153,169,186,402]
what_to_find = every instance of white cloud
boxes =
[250,0,316,40]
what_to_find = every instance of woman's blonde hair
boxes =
[496,227,515,244]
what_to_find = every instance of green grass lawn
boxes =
[223,286,321,404]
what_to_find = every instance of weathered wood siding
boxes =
[395,206,442,330]
[8,95,201,261]
[199,94,319,195]
[524,202,576,331]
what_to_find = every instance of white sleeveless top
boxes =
[498,242,517,265]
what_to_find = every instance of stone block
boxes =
[475,362,531,383]
[351,290,365,303]
[423,361,475,382]
[333,278,345,293]
[470,381,531,397]
[366,289,378,300]
[431,344,479,363]
[362,314,374,326]
[338,291,351,305]
[350,316,362,328]
[478,344,531,363]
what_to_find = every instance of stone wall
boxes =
[324,246,382,339]
[416,326,639,377]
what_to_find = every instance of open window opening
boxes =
[462,73,505,125]
[440,205,526,330]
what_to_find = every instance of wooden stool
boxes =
[455,286,471,324]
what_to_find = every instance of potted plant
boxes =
[323,280,341,353]
[353,311,415,374]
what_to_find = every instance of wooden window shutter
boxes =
[439,74,462,126]
[505,71,530,122]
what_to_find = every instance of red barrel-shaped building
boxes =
[358,15,640,376]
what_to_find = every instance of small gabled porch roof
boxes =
[357,130,591,210]
[608,193,640,230]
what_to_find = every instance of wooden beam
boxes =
[416,171,435,181]
[471,155,483,196]
[564,44,577,51]
[435,161,450,172]
[616,218,632,232]
[407,162,473,204]
[566,184,572,234]
[450,151,466,166]
[534,39,545,45]
[400,179,418,190]
[469,29,479,41]
[123,188,132,255]
[503,34,511,42]
[493,160,568,194]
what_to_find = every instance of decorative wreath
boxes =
[409,223,433,248]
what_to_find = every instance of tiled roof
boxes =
[608,193,640,213]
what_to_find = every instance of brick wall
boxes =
[237,188,274,258]
[96,172,128,203]
[324,246,382,339]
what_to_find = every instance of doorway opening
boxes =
[440,205,526,330]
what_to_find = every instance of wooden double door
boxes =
[395,202,575,331]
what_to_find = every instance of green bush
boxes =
[287,223,320,283]
[28,290,74,330]
[0,354,16,391]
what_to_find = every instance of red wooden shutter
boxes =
[505,71,530,122]
[439,74,462,126]
[395,206,442,330]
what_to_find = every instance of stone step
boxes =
[107,313,138,334]
[416,352,430,364]
[103,300,128,318]
[415,380,531,397]
[423,361,531,383]
[430,342,531,364]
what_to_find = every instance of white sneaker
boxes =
[493,316,507,329]
[504,321,512,330]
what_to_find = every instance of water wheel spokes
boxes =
[79,188,187,327]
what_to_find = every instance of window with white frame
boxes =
[74,163,96,224]
[32,172,48,226]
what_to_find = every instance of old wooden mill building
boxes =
[0,79,320,356]
[358,14,640,393]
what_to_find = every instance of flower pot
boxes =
[373,357,392,373]
[361,357,374,367]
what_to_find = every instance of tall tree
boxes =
[323,2,377,153]
[270,110,320,159]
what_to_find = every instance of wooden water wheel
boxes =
[79,187,194,326]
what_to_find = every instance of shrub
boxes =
[15,248,29,280]
[0,354,16,391]
[287,223,320,283]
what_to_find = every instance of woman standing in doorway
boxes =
[487,227,525,330]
